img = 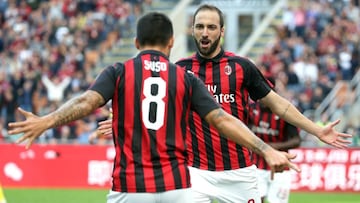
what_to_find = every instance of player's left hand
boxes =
[317,119,352,149]
[89,119,113,144]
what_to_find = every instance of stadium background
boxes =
[0,0,359,202]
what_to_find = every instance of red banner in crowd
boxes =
[0,144,114,188]
[289,148,360,192]
[0,144,359,191]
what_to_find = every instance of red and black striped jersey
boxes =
[176,49,272,171]
[89,50,220,192]
[249,102,299,170]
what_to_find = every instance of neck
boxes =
[139,46,169,57]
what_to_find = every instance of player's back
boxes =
[110,50,192,192]
[101,49,217,193]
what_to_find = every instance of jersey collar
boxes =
[195,48,224,64]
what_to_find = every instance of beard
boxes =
[194,35,221,58]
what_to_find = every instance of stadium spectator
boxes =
[74,118,96,144]
[1,87,16,126]
[338,46,353,80]
[293,4,307,38]
[175,4,351,203]
[0,119,6,143]
[310,86,325,110]
[248,77,301,203]
[8,11,301,203]
[344,121,360,147]
[0,0,144,143]
[257,0,360,136]
[292,52,319,84]
[41,74,71,104]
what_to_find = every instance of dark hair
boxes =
[192,4,224,28]
[136,12,173,47]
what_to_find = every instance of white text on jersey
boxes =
[206,84,235,104]
[144,60,167,72]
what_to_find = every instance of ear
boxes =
[168,36,174,49]
[135,37,140,49]
[220,26,225,38]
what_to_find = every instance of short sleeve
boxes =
[243,59,272,101]
[89,63,124,102]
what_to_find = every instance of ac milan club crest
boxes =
[224,64,232,75]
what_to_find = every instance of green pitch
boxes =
[4,188,108,203]
[289,192,360,203]
[3,188,360,203]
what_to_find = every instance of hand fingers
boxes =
[102,129,112,136]
[26,136,36,149]
[271,164,298,173]
[331,138,352,149]
[332,143,345,149]
[98,121,112,132]
[284,153,301,172]
[333,141,349,149]
[270,169,275,180]
[97,128,112,137]
[98,124,112,131]
[103,129,113,135]
[17,107,34,118]
[8,121,28,131]
[8,108,35,130]
[99,119,112,125]
[285,152,297,160]
[15,133,35,149]
[288,162,301,173]
[329,119,341,127]
[98,125,112,131]
[97,127,107,133]
[15,132,30,144]
[8,122,32,135]
[337,137,352,144]
[338,132,353,138]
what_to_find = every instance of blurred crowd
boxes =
[0,0,359,146]
[0,0,149,145]
[256,0,360,146]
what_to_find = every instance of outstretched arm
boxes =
[269,124,301,151]
[260,90,352,149]
[204,108,301,178]
[8,90,105,149]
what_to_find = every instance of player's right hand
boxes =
[266,149,301,180]
[8,107,49,149]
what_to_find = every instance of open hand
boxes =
[318,119,352,149]
[8,107,49,149]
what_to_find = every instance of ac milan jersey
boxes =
[89,50,220,192]
[176,49,272,171]
[249,102,299,170]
